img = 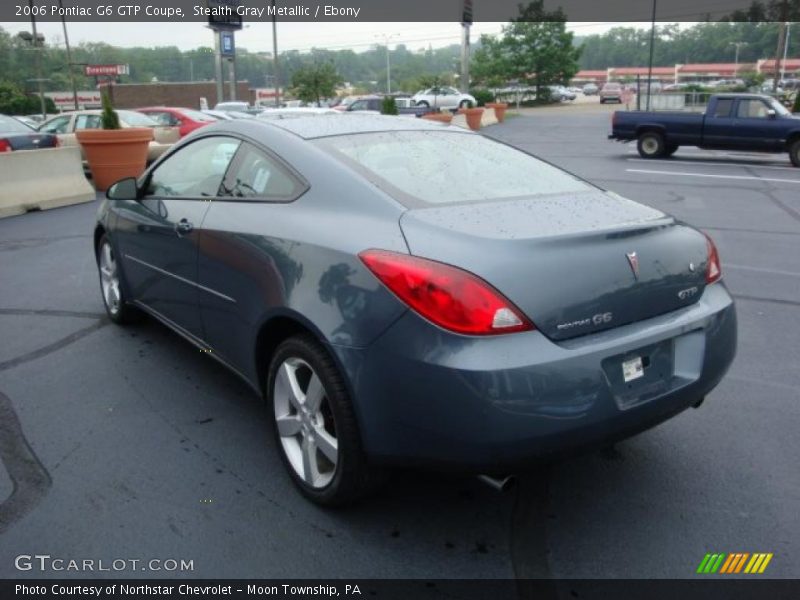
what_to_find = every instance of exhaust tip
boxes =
[477,474,516,492]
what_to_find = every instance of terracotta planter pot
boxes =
[486,102,509,123]
[76,128,153,191]
[422,113,453,124]
[457,107,484,130]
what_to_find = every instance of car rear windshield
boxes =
[118,110,158,127]
[0,115,33,133]
[318,130,593,206]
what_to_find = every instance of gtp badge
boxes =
[626,251,640,280]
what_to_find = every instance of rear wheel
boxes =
[637,131,666,158]
[459,99,470,108]
[417,100,429,108]
[789,139,800,167]
[267,334,376,506]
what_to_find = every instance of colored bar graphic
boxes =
[700,552,774,575]
[696,554,712,574]
[758,553,773,573]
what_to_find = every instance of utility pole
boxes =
[28,0,46,119]
[781,22,791,83]
[731,41,747,72]
[646,0,657,111]
[461,0,473,93]
[773,2,788,92]
[57,0,78,110]
[272,0,280,107]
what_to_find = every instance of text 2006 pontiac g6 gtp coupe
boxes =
[95,115,736,505]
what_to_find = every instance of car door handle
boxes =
[175,219,193,235]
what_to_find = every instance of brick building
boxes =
[101,81,253,110]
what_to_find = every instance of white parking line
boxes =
[627,158,796,172]
[626,168,800,185]
[725,264,800,278]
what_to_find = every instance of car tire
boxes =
[459,99,470,108]
[96,234,140,324]
[637,131,666,158]
[789,139,800,167]
[267,334,376,506]
[417,101,429,108]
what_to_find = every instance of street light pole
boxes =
[646,0,657,111]
[781,22,791,83]
[375,33,398,94]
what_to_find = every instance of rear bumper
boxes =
[332,283,736,472]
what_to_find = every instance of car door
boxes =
[197,141,307,377]
[38,114,75,152]
[700,97,737,149]
[731,98,786,151]
[113,135,241,341]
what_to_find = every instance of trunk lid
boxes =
[5,133,57,151]
[399,190,710,341]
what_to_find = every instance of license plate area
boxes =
[602,339,676,410]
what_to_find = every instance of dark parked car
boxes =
[610,93,800,166]
[95,115,737,505]
[0,114,58,152]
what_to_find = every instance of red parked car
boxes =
[137,107,216,137]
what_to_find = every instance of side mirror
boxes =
[767,109,777,118]
[106,177,139,201]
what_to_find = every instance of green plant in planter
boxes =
[469,88,495,107]
[464,99,474,109]
[793,92,800,115]
[100,90,120,130]
[381,95,398,115]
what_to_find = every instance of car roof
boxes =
[265,113,470,139]
[213,113,471,141]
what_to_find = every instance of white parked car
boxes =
[411,86,476,109]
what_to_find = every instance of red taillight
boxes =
[359,249,534,336]
[705,234,722,284]
[0,139,10,153]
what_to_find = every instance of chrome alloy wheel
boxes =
[273,357,338,488]
[99,242,121,316]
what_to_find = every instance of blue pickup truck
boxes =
[609,93,800,167]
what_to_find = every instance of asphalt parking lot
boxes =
[1,105,798,583]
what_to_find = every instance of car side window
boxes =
[736,99,769,119]
[220,143,301,201]
[146,112,173,126]
[75,114,102,130]
[145,136,240,198]
[712,98,734,118]
[349,100,367,111]
[40,116,71,134]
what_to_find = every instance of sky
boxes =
[0,21,642,54]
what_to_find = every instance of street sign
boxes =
[84,64,129,77]
[220,31,235,56]
[462,0,473,25]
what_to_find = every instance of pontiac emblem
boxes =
[626,251,640,280]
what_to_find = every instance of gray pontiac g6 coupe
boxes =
[94,114,737,505]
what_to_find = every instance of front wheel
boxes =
[267,334,376,506]
[637,131,666,158]
[416,100,429,108]
[789,139,800,167]
[96,235,140,324]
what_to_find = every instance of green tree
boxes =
[470,1,581,96]
[290,62,342,106]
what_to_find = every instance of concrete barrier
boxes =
[451,113,469,129]
[480,108,499,127]
[0,147,95,219]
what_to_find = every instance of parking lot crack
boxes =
[0,391,52,534]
